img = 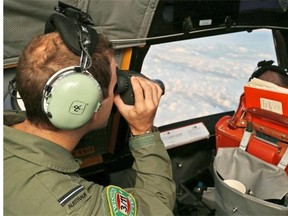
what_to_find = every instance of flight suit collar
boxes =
[4,110,81,173]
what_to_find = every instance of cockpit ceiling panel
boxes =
[4,0,288,65]
[4,0,160,63]
[148,0,288,40]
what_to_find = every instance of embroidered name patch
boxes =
[106,185,137,216]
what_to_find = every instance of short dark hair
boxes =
[249,60,288,87]
[258,70,288,88]
[16,32,114,130]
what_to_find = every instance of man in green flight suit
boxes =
[4,6,175,216]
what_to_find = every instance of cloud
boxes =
[142,29,276,126]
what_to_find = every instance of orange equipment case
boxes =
[216,94,288,174]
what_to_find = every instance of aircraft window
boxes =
[142,29,276,126]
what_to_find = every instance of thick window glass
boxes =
[142,29,276,126]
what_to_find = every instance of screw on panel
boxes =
[176,160,182,168]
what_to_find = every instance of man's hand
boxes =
[114,76,163,135]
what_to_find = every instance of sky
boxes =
[142,29,276,126]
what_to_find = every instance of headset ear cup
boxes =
[42,67,102,130]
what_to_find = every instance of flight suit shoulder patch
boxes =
[105,185,137,216]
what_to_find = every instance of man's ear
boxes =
[91,111,99,121]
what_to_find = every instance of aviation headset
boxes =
[41,2,103,130]
[249,60,288,82]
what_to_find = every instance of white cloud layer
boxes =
[142,30,276,126]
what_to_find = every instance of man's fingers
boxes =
[116,76,163,136]
[131,76,161,107]
[130,76,144,106]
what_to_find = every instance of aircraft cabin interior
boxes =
[4,0,288,215]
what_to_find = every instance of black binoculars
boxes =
[115,69,165,105]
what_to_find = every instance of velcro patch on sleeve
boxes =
[105,185,137,216]
[35,172,91,214]
[58,185,90,213]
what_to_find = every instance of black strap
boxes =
[44,2,98,56]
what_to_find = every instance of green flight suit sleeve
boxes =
[126,131,176,215]
[79,131,176,216]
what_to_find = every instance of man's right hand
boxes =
[114,76,163,136]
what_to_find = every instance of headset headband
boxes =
[44,1,98,56]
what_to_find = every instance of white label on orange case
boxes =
[260,98,283,115]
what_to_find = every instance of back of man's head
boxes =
[16,32,79,130]
[16,31,113,130]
